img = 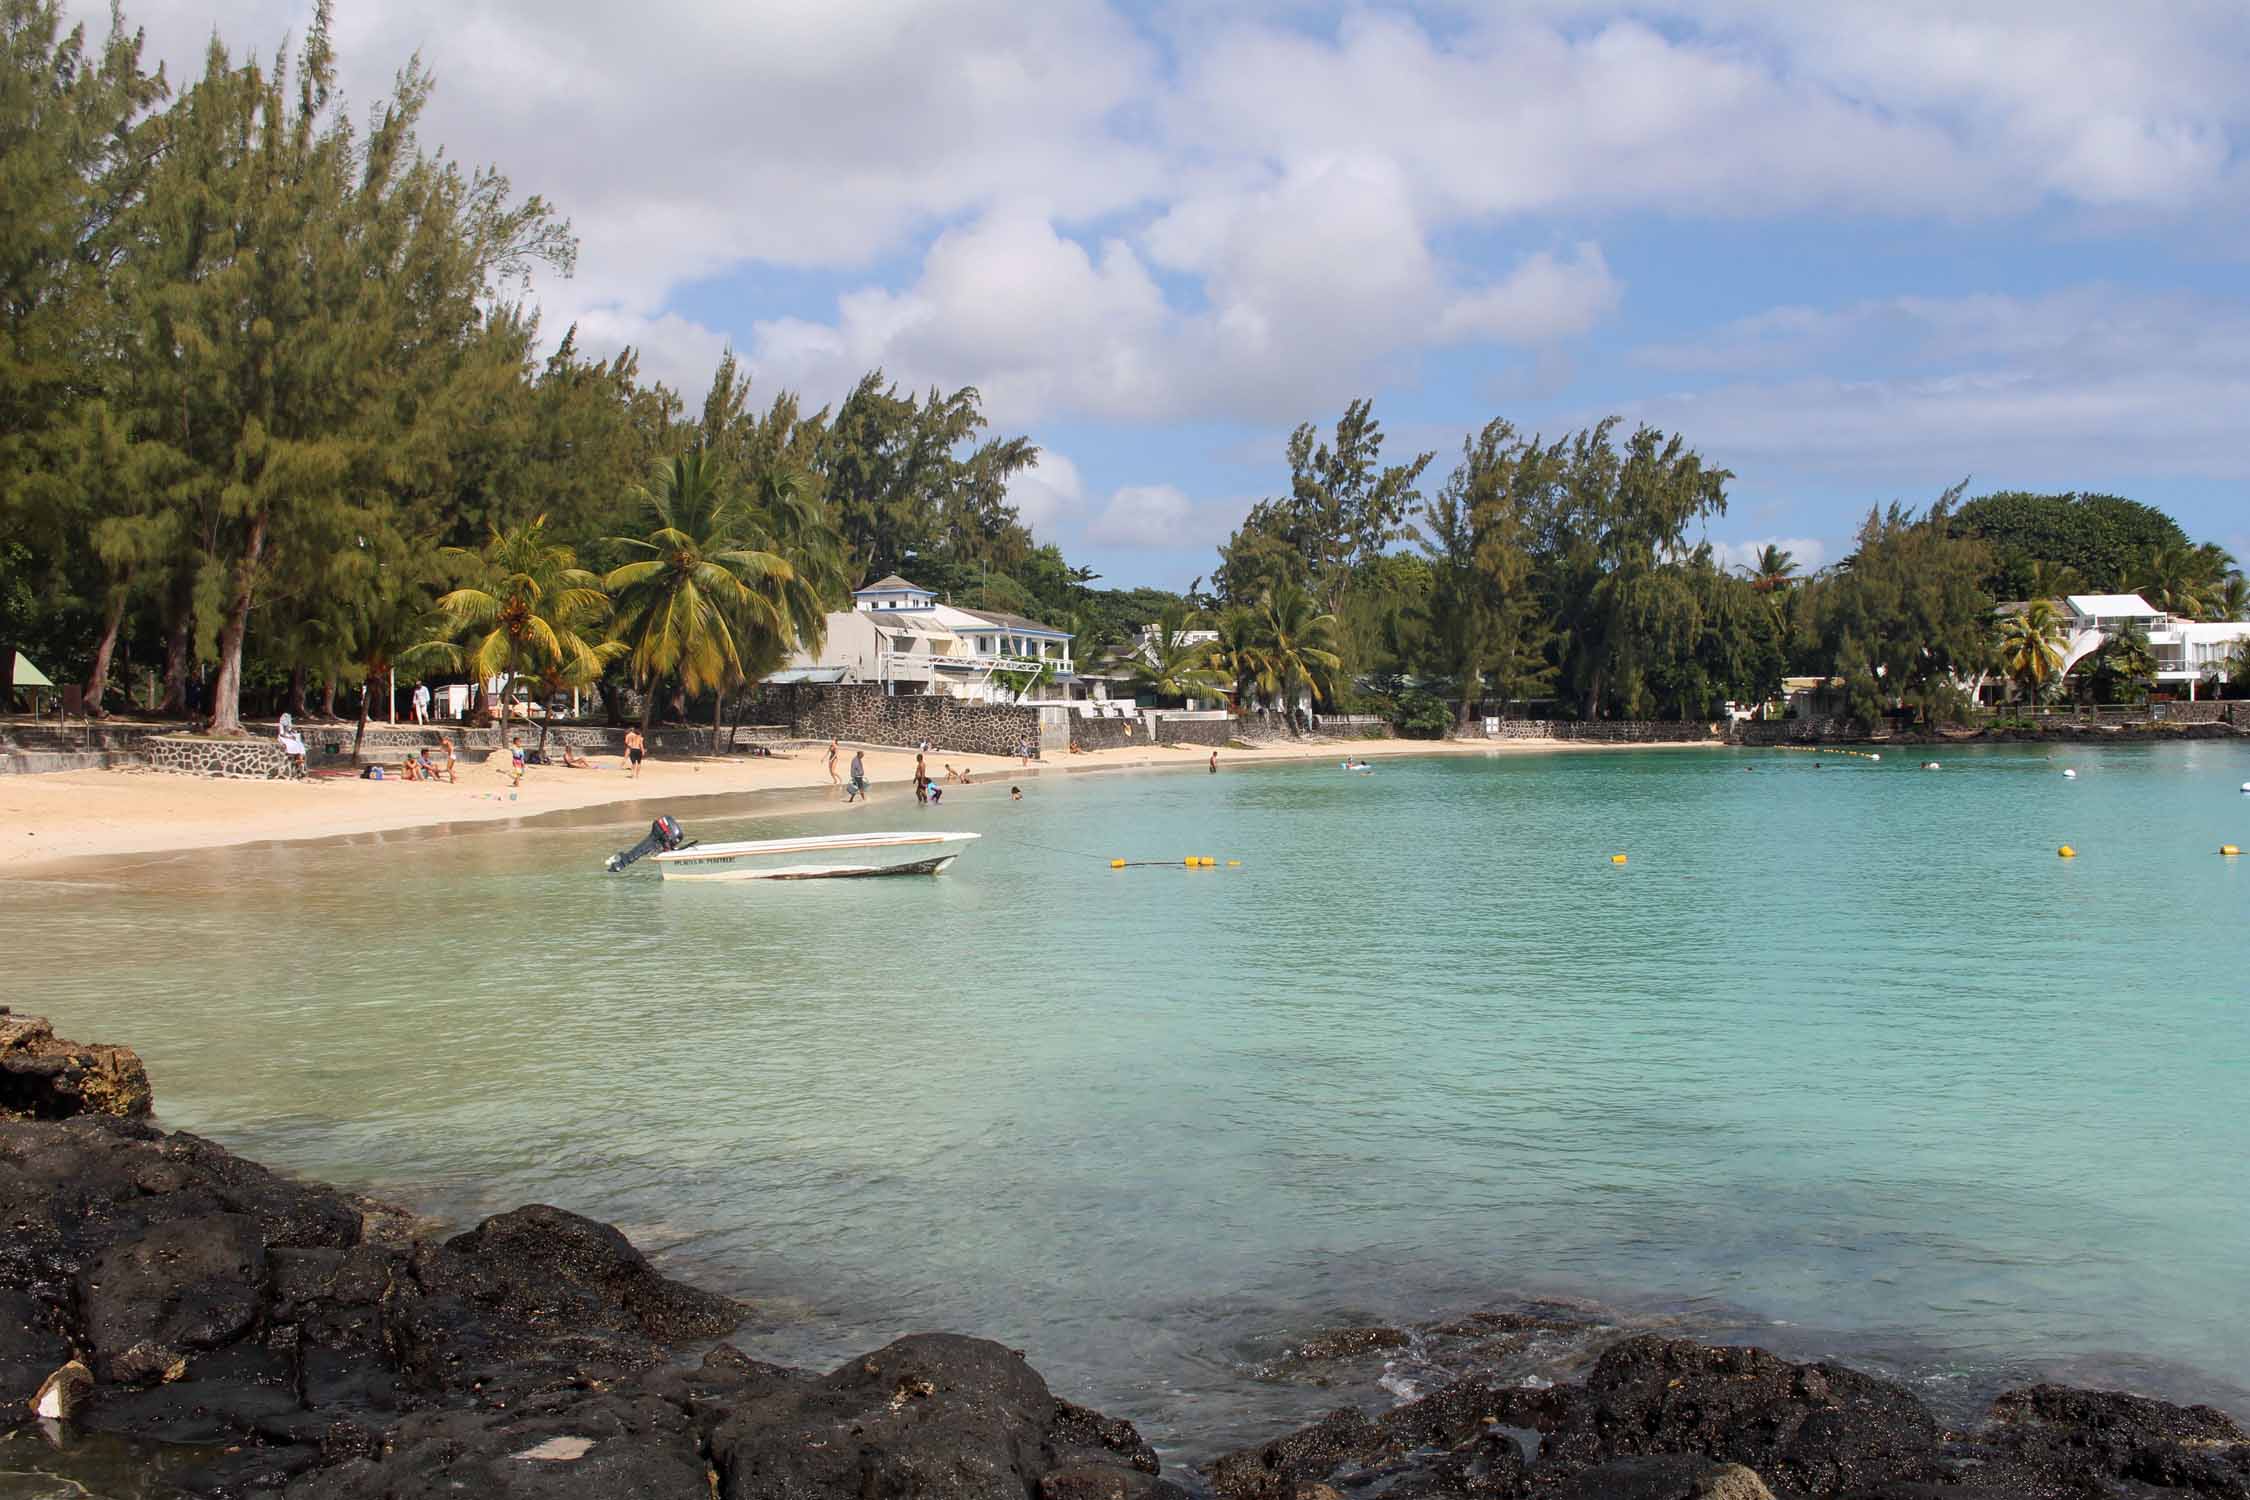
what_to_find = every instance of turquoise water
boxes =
[8,741,2249,1456]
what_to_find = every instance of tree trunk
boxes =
[598,676,627,727]
[286,665,309,719]
[160,607,190,715]
[711,688,725,754]
[320,676,337,719]
[638,680,659,735]
[206,510,268,735]
[83,592,128,717]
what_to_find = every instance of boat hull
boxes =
[660,853,961,882]
[647,830,976,882]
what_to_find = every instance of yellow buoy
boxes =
[1610,854,1628,865]
[2058,845,2076,858]
[1226,859,1241,868]
[1110,858,1126,869]
[1183,856,1197,867]
[2223,845,2242,857]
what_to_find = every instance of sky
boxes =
[73,0,2250,591]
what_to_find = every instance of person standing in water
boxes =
[846,750,868,802]
[1209,749,1218,774]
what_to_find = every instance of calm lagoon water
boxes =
[8,741,2249,1457]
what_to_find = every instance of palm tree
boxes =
[2086,620,2158,704]
[719,461,849,748]
[1736,544,1799,593]
[1114,602,1223,705]
[1210,605,1268,721]
[2019,559,2084,602]
[2129,541,2219,619]
[1254,581,1345,730]
[2208,573,2250,624]
[1995,598,2066,702]
[409,516,618,734]
[605,450,793,737]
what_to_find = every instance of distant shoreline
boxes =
[0,732,1720,876]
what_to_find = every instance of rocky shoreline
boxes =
[5,1019,2247,1499]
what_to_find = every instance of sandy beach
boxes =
[0,732,1678,873]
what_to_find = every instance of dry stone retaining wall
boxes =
[757,684,1042,758]
[1154,715,1233,748]
[1472,719,1729,744]
[146,735,302,780]
[1066,716,1141,751]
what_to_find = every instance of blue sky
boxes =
[85,0,2250,589]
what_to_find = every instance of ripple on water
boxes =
[7,741,2249,1453]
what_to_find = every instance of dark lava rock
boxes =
[0,1013,152,1120]
[1946,1383,2250,1498]
[1208,1335,1942,1500]
[0,1106,746,1494]
[387,1203,743,1399]
[708,1333,1183,1500]
[1294,1327,1413,1362]
[0,1286,73,1407]
[1536,1336,1944,1494]
[80,1213,268,1380]
[281,1385,718,1499]
[1542,1455,1773,1500]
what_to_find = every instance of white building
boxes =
[777,576,1080,704]
[2055,594,2250,699]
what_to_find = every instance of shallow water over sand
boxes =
[10,741,2250,1458]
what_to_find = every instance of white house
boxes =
[777,576,1079,704]
[2055,594,2250,699]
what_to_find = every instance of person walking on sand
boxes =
[625,728,645,779]
[846,750,868,803]
[508,737,527,787]
[411,681,430,724]
[826,738,840,791]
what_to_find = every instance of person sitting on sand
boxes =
[960,768,974,786]
[943,763,960,782]
[559,743,594,768]
[397,754,421,781]
[1068,739,1084,754]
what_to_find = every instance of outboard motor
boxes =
[606,815,685,873]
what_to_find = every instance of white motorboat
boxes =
[647,830,977,881]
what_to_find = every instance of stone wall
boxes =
[1473,718,1730,744]
[1066,716,1142,752]
[2149,700,2236,724]
[1154,715,1234,748]
[759,684,1042,758]
[147,735,302,780]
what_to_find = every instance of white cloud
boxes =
[1007,451,1087,530]
[1614,287,2250,489]
[1088,485,1192,548]
[1439,243,1622,344]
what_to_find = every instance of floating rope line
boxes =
[977,829,1241,870]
